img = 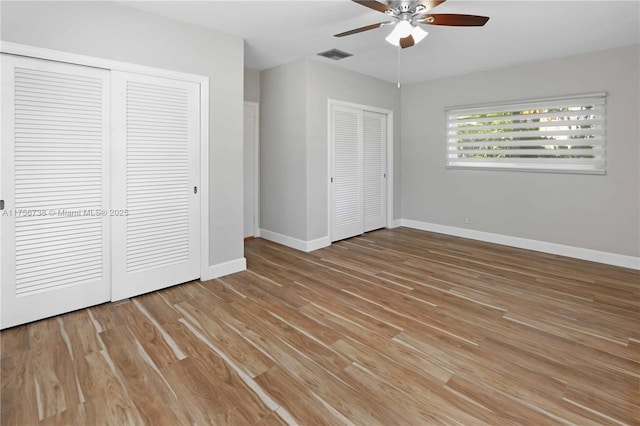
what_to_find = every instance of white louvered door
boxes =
[110,71,200,301]
[330,105,387,242]
[363,111,386,232]
[0,55,111,329]
[331,105,363,242]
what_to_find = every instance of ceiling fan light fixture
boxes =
[385,21,428,46]
[385,20,413,45]
[410,26,428,44]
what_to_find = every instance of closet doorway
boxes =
[329,100,393,242]
[0,48,208,329]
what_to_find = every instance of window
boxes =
[446,93,606,174]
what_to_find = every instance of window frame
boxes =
[445,92,607,175]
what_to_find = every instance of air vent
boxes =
[317,49,353,61]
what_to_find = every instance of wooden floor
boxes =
[2,228,639,425]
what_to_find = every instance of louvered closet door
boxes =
[110,71,200,301]
[0,55,111,329]
[331,105,363,241]
[363,111,386,232]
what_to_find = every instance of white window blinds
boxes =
[446,93,606,174]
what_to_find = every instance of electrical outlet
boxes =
[464,217,470,224]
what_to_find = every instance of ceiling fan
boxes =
[335,0,490,49]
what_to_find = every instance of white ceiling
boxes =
[121,0,640,84]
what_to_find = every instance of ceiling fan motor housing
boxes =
[385,1,427,24]
[387,1,426,14]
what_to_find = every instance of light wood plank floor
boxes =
[2,228,639,425]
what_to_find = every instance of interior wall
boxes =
[259,58,400,243]
[305,59,401,241]
[260,60,308,240]
[1,0,245,267]
[401,45,640,257]
[244,68,260,102]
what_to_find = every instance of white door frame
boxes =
[244,101,260,238]
[328,98,394,242]
[0,41,211,283]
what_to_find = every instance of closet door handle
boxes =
[194,186,198,194]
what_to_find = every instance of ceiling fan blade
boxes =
[351,0,392,14]
[419,14,490,26]
[417,1,448,12]
[399,35,415,49]
[334,22,387,37]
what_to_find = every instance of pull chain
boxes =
[397,45,401,88]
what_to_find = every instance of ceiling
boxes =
[120,0,640,85]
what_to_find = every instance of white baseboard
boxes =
[259,229,331,253]
[201,257,247,281]
[306,236,332,252]
[399,219,640,270]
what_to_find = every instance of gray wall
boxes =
[260,60,308,240]
[305,59,401,240]
[1,1,245,266]
[260,58,401,242]
[401,45,640,257]
[244,68,260,102]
